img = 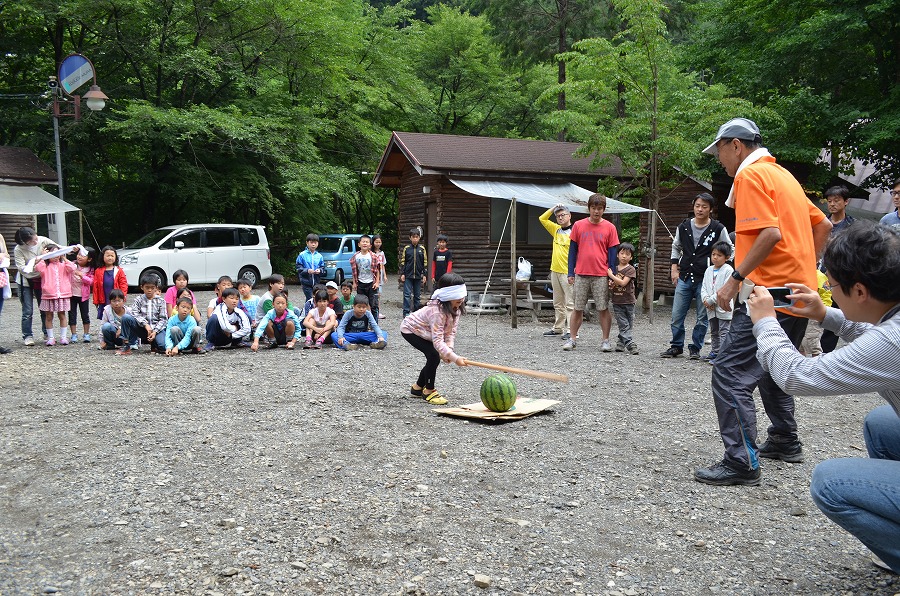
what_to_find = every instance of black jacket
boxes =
[400,243,427,278]
[671,218,727,283]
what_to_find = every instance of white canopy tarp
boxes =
[0,184,80,215]
[448,179,649,214]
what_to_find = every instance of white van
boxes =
[119,224,272,288]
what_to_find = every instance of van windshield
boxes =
[318,237,345,253]
[125,228,175,249]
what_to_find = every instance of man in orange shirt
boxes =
[694,118,833,486]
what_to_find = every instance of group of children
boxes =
[21,228,469,407]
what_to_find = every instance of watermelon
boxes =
[480,373,517,412]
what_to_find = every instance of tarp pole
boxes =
[647,210,657,324]
[79,211,84,245]
[510,196,517,329]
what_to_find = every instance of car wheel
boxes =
[238,266,260,287]
[334,269,344,285]
[141,268,166,289]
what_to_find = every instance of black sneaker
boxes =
[694,460,761,486]
[758,439,804,463]
[689,347,701,360]
[660,346,683,358]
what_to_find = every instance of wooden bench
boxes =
[500,279,597,323]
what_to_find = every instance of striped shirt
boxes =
[753,304,900,414]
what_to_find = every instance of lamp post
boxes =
[49,53,108,245]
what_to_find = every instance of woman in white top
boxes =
[12,227,53,346]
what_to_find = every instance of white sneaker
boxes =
[23,336,35,346]
[601,340,612,352]
[562,339,576,351]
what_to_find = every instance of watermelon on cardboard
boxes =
[480,373,517,412]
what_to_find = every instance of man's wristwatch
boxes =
[731,270,745,282]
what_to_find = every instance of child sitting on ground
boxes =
[207,275,234,317]
[257,273,284,320]
[700,241,735,362]
[607,243,638,355]
[236,278,260,328]
[175,287,202,323]
[126,274,168,353]
[164,269,194,315]
[300,283,326,319]
[99,289,133,353]
[302,290,337,348]
[335,294,386,350]
[165,296,204,355]
[400,272,469,405]
[205,287,252,349]
[324,281,345,320]
[251,291,302,350]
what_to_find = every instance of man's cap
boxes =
[702,118,762,155]
[553,205,570,215]
[325,281,339,289]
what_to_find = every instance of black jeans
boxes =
[403,332,440,390]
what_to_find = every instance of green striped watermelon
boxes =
[480,373,517,412]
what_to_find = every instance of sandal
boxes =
[423,391,447,405]
[410,385,423,398]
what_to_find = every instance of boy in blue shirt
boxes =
[165,297,204,355]
[335,295,386,350]
[296,233,325,300]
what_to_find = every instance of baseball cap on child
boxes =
[325,281,339,290]
[703,118,762,155]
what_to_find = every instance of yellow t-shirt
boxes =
[539,208,572,274]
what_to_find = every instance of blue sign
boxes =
[59,54,94,95]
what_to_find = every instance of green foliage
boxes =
[683,0,900,186]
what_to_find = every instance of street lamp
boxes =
[49,54,108,245]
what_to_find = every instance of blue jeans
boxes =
[403,277,422,317]
[670,278,707,351]
[100,322,130,348]
[121,314,166,350]
[811,405,900,572]
[337,330,386,350]
[19,281,46,340]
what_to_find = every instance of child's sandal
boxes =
[423,391,447,405]
[410,386,423,398]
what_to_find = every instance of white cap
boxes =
[703,118,762,155]
[325,281,339,289]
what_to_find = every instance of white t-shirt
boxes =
[310,306,336,326]
[354,252,374,284]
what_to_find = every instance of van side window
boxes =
[162,229,202,249]
[205,228,236,248]
[238,228,259,246]
[342,242,352,253]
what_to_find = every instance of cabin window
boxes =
[489,199,552,245]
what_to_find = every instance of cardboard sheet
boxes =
[432,396,559,421]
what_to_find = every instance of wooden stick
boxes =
[467,360,568,383]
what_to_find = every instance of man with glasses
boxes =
[880,180,900,229]
[693,118,833,486]
[539,204,575,340]
[747,221,900,573]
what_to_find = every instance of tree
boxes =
[549,0,760,312]
[683,0,900,187]
[469,0,616,141]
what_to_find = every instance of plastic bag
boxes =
[515,257,532,281]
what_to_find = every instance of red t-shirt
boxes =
[570,217,619,276]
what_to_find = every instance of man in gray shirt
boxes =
[748,221,900,574]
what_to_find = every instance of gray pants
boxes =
[711,305,807,470]
[708,317,731,354]
[169,326,203,350]
[612,303,635,347]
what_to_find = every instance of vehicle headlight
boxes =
[120,254,137,265]
[325,261,337,268]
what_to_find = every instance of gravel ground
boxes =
[0,283,897,596]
